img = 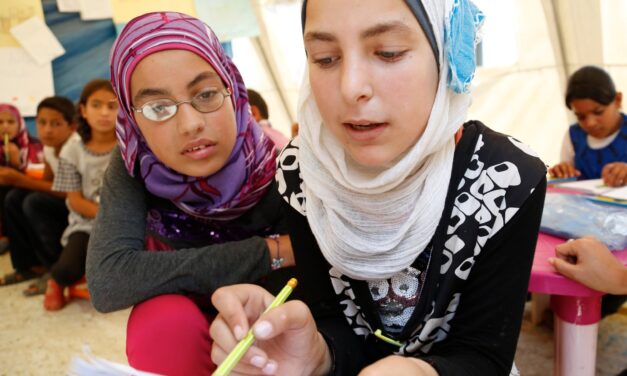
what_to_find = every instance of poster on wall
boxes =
[57,0,81,12]
[10,16,65,66]
[0,48,55,116]
[0,0,53,116]
[79,0,113,20]
[0,0,44,47]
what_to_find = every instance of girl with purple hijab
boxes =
[86,12,294,375]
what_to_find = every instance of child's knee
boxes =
[22,192,45,219]
[128,294,210,342]
[126,294,213,375]
[4,189,23,213]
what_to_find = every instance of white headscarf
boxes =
[297,0,482,280]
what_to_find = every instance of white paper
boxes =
[558,179,609,195]
[68,346,162,376]
[602,185,627,201]
[9,16,65,66]
[0,48,55,116]
[57,0,81,12]
[79,0,113,20]
[558,178,627,201]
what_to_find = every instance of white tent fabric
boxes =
[241,0,627,166]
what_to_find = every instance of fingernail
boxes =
[250,355,265,368]
[548,257,555,264]
[233,325,245,340]
[262,360,277,375]
[253,321,273,338]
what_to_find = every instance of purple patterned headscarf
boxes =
[110,12,276,221]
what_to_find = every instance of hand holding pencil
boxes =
[210,280,331,375]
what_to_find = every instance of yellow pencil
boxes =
[3,133,9,165]
[213,278,298,376]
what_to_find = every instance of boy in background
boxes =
[0,97,78,295]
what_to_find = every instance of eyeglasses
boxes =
[132,88,231,122]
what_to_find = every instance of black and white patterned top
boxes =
[276,121,546,375]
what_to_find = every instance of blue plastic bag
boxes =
[540,193,627,250]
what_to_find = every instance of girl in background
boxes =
[46,79,118,310]
[0,104,42,169]
[549,66,627,186]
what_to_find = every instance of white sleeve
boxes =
[559,130,574,163]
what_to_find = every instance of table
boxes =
[528,233,627,376]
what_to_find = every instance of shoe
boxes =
[0,269,41,286]
[68,276,90,300]
[44,279,66,311]
[23,273,51,297]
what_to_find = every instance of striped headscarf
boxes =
[0,103,42,170]
[296,0,483,279]
[110,12,276,220]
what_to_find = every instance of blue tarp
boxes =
[25,0,116,134]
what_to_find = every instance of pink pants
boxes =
[126,294,216,375]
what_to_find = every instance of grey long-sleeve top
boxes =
[86,150,286,313]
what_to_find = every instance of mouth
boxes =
[343,120,387,131]
[183,143,212,154]
[181,139,217,158]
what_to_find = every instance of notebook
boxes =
[556,178,627,202]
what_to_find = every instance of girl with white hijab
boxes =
[210,0,546,374]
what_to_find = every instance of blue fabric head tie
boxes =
[446,0,485,94]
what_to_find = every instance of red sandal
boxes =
[44,279,66,311]
[68,276,90,300]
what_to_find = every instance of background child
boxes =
[550,237,627,295]
[46,80,118,310]
[549,66,627,186]
[0,97,76,292]
[210,0,546,375]
[87,12,293,375]
[0,105,22,169]
[247,88,289,149]
[0,104,43,254]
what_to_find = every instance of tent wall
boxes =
[6,0,627,162]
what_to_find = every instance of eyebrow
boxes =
[360,21,413,39]
[133,88,169,104]
[575,106,605,116]
[304,21,414,43]
[133,71,220,103]
[187,71,219,89]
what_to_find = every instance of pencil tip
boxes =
[288,278,298,288]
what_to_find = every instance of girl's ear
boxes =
[615,92,622,109]
[250,105,262,122]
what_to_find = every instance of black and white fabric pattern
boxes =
[276,121,545,361]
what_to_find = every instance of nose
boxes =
[175,102,205,136]
[340,54,373,103]
[581,115,598,129]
